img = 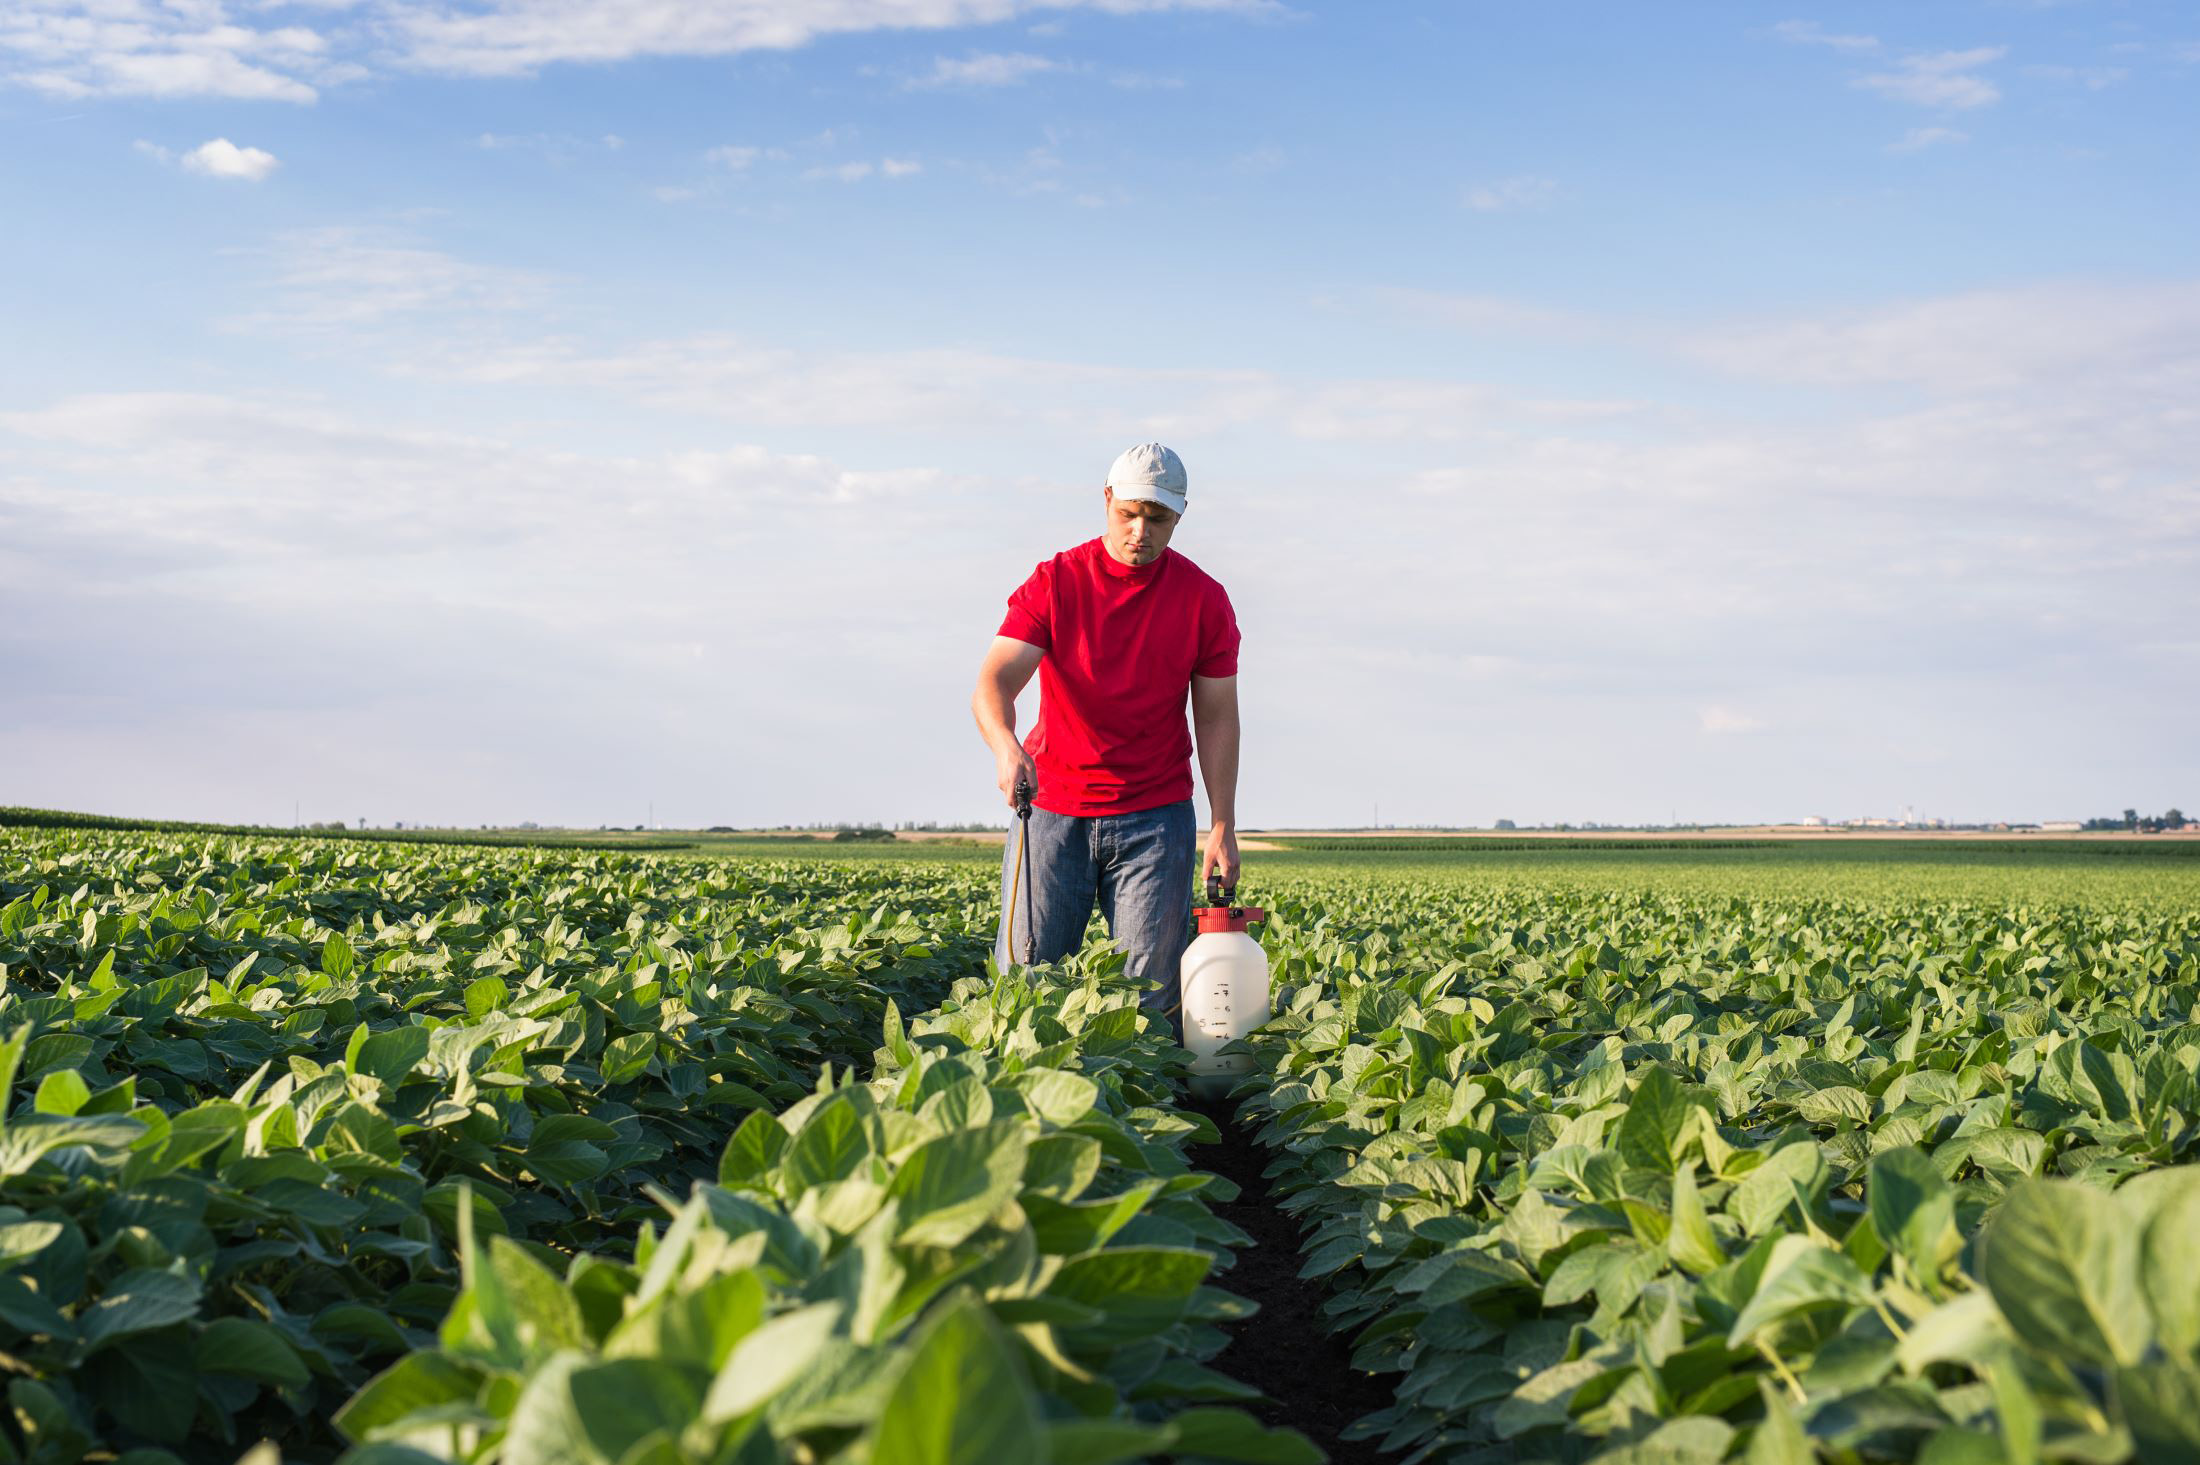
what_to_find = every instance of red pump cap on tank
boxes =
[1195,904,1266,933]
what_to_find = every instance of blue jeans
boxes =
[995,799,1196,1038]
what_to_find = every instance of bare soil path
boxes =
[1187,1096,1396,1465]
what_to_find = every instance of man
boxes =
[971,442,1242,1035]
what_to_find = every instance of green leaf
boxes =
[1616,1065,1692,1173]
[32,1070,90,1117]
[79,1269,203,1353]
[353,1025,431,1084]
[488,1237,589,1354]
[1979,1178,2148,1368]
[1869,1146,1959,1283]
[1667,1165,1725,1275]
[334,1352,487,1442]
[702,1302,844,1423]
[1166,1407,1324,1464]
[1047,1247,1212,1346]
[322,931,357,980]
[599,1032,656,1085]
[870,1296,1043,1465]
[1743,1379,1812,1465]
[197,1316,310,1388]
[1045,1418,1176,1465]
[83,1326,196,1444]
[464,975,510,1018]
[1731,1142,1827,1239]
[0,1221,63,1274]
[887,1122,1030,1249]
[2130,1167,2200,1358]
[2115,1360,2200,1464]
[782,1094,876,1196]
[501,1353,703,1465]
[1590,1417,1736,1464]
[1016,1069,1100,1127]
[1022,1133,1103,1203]
[718,1111,788,1188]
[1725,1235,1873,1347]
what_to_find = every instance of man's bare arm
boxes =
[1191,673,1240,884]
[973,636,1046,806]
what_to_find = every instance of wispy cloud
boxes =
[1700,707,1769,735]
[908,51,1062,88]
[0,0,1270,100]
[1,0,342,102]
[1463,175,1557,212]
[803,157,920,182]
[1887,126,1968,153]
[1770,19,1879,51]
[704,144,773,170]
[1856,47,2006,109]
[1232,144,1284,174]
[222,226,554,333]
[2021,63,2127,90]
[475,130,626,162]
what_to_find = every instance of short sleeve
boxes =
[997,561,1053,651]
[1193,583,1240,678]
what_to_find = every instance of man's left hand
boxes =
[1202,823,1240,895]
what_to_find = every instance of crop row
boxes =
[1232,883,2200,1463]
[0,831,1313,1464]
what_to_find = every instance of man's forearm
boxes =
[1194,712,1239,827]
[972,675,1022,757]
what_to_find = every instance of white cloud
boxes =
[8,259,2198,825]
[802,157,920,181]
[378,0,1276,78]
[1770,19,1878,51]
[1700,707,1769,735]
[222,226,552,332]
[182,136,280,180]
[1,2,333,102]
[1856,47,2005,109]
[1365,287,1594,339]
[1684,281,2200,395]
[2021,63,2127,90]
[704,144,763,169]
[131,138,171,164]
[1463,175,1557,212]
[1233,144,1284,174]
[909,51,1062,88]
[0,0,1270,100]
[1887,126,1968,153]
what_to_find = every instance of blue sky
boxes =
[2,1,2194,829]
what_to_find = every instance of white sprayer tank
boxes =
[1180,892,1271,1099]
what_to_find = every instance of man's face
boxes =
[1102,487,1180,566]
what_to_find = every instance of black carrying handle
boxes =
[1205,873,1238,907]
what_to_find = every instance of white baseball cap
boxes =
[1104,442,1188,515]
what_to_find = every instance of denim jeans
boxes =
[995,799,1196,1038]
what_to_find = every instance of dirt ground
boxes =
[1186,1096,1397,1465]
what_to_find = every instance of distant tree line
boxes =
[2082,808,2189,832]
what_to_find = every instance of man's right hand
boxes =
[997,748,1039,808]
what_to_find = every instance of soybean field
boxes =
[0,828,2196,1465]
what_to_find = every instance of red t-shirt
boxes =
[997,538,1241,817]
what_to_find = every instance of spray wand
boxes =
[1006,777,1034,964]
